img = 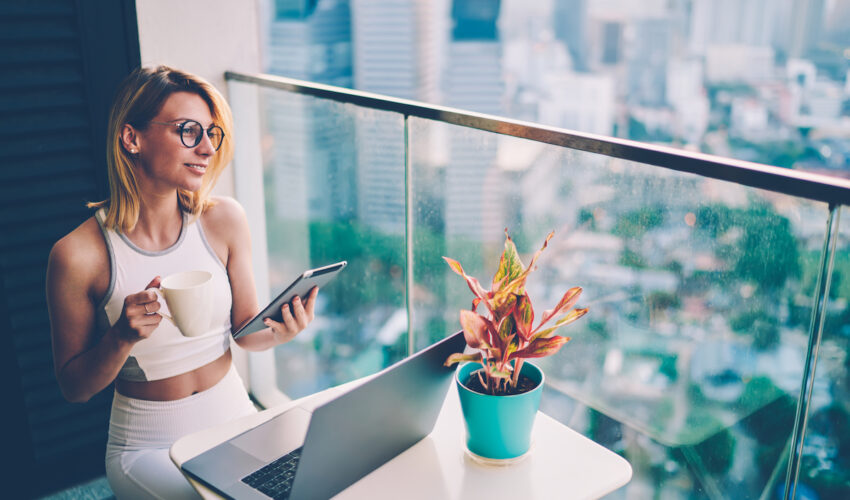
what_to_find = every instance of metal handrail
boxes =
[226,71,850,206]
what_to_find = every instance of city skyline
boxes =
[261,0,850,178]
[255,2,850,498]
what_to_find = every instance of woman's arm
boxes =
[203,197,317,352]
[46,221,163,402]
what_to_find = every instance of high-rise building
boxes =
[352,0,443,101]
[689,0,784,55]
[553,0,588,71]
[350,0,447,234]
[268,0,353,87]
[266,0,356,224]
[789,0,826,58]
[666,59,709,144]
[444,0,505,243]
[825,0,850,43]
[627,17,671,106]
[602,21,623,65]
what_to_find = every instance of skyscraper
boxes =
[627,17,671,107]
[824,0,850,43]
[267,0,356,224]
[789,0,826,58]
[689,0,784,55]
[444,0,505,243]
[350,0,447,234]
[553,0,588,71]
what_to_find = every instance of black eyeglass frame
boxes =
[148,120,226,151]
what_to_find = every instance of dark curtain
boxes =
[0,0,140,497]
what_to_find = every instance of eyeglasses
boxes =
[148,120,225,151]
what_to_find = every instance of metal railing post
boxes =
[783,204,841,500]
[404,114,415,356]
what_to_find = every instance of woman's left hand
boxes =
[264,286,318,344]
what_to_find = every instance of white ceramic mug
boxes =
[154,270,213,337]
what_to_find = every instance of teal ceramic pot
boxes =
[456,361,544,460]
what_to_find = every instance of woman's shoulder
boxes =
[48,215,108,279]
[201,196,248,227]
[199,197,251,261]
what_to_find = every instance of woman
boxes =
[45,65,317,499]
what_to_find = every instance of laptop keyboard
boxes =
[241,447,303,499]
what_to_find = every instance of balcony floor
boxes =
[40,476,113,500]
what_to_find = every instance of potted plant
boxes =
[444,230,588,462]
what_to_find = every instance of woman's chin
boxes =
[179,178,204,193]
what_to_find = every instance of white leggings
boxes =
[105,364,257,499]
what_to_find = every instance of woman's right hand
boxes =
[113,276,163,344]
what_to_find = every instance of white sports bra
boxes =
[94,208,232,382]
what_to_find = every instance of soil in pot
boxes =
[462,369,539,396]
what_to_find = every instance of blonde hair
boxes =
[89,65,235,232]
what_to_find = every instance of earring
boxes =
[129,148,138,154]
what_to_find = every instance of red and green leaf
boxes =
[484,363,512,380]
[444,351,483,367]
[510,335,571,359]
[491,275,507,294]
[444,256,466,276]
[533,287,583,334]
[532,307,589,340]
[513,293,534,341]
[459,309,493,349]
[481,345,502,363]
[444,256,490,302]
[496,316,516,346]
[493,230,525,289]
[499,273,530,301]
[525,230,554,274]
[500,233,550,291]
[496,231,555,297]
[491,289,518,323]
[499,333,518,365]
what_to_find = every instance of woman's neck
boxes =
[127,192,184,251]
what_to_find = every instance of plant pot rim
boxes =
[456,361,545,398]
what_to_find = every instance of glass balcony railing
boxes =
[226,71,850,500]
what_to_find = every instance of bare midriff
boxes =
[115,349,233,401]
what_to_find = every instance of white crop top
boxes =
[95,208,232,382]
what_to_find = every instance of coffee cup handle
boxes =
[151,288,174,323]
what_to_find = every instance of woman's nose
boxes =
[195,131,215,155]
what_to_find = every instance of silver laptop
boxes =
[182,331,465,500]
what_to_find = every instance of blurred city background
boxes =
[237,0,850,498]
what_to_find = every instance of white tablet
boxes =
[232,261,347,339]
